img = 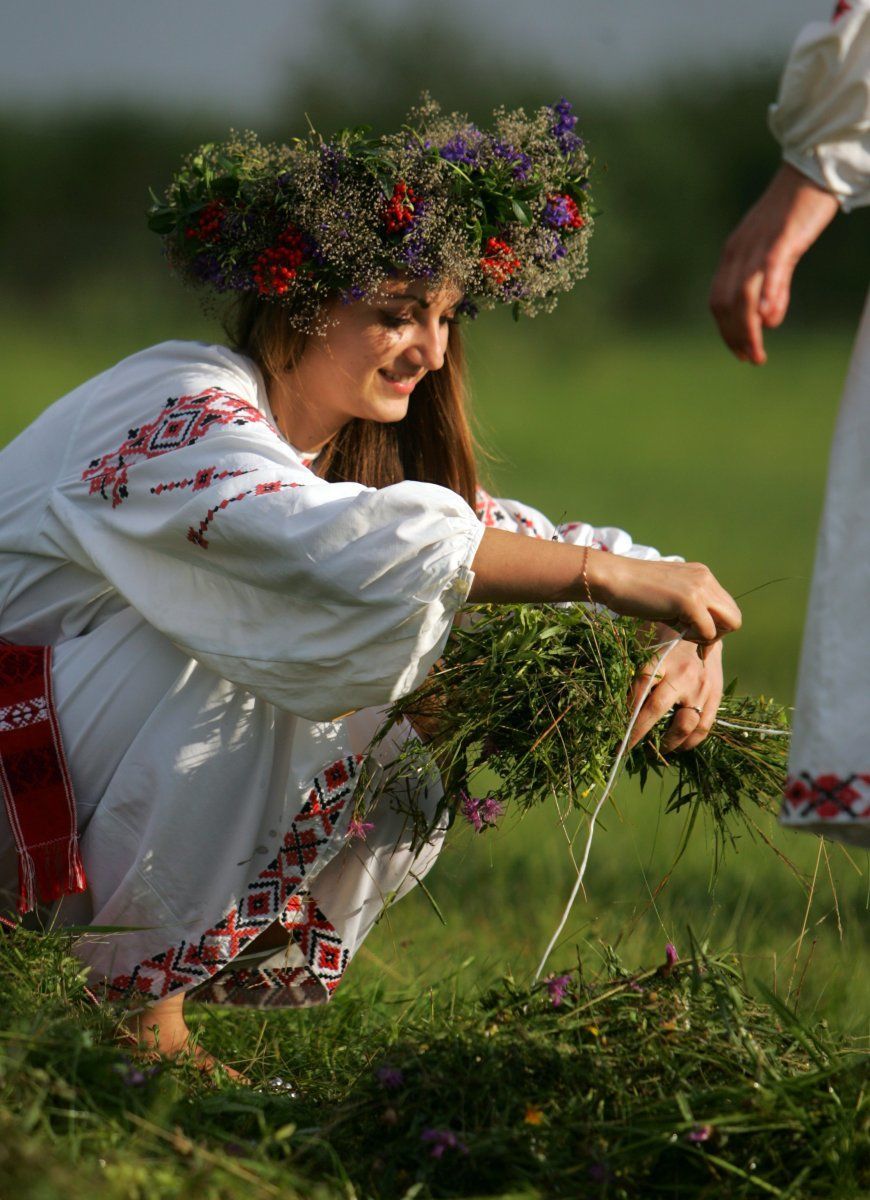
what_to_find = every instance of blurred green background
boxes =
[1,1,867,1033]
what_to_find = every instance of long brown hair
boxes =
[226,296,479,508]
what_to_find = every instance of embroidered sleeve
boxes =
[474,486,680,562]
[768,1,870,210]
[49,385,483,722]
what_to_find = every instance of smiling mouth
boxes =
[379,368,419,384]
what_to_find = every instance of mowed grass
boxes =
[0,303,867,1197]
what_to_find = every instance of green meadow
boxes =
[0,304,867,1197]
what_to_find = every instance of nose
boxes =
[406,318,447,373]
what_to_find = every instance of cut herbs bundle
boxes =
[369,603,790,855]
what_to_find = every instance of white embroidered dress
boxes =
[0,340,670,1008]
[770,0,870,846]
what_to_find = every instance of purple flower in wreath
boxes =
[191,252,230,290]
[687,1123,714,1143]
[493,140,532,182]
[440,127,484,167]
[550,97,584,155]
[340,283,366,304]
[542,194,583,229]
[318,144,346,192]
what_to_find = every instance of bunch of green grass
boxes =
[374,604,790,857]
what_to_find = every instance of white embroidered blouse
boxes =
[0,340,671,1004]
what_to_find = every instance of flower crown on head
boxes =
[147,95,593,329]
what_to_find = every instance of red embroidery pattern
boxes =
[475,487,511,529]
[558,521,609,550]
[191,896,348,1007]
[150,466,250,496]
[105,755,362,1003]
[782,772,870,821]
[475,488,552,538]
[82,388,271,507]
[187,480,304,549]
[0,642,84,913]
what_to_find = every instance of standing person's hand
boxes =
[709,163,839,365]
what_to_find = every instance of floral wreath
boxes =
[148,96,593,329]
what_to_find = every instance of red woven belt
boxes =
[0,640,86,914]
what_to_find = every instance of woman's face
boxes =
[277,278,462,450]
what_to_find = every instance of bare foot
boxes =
[118,992,250,1083]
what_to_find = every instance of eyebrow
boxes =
[381,293,431,308]
[380,292,461,310]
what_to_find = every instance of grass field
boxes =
[0,302,867,1197]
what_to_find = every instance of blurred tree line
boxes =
[1,5,866,333]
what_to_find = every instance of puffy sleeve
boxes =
[46,366,484,723]
[768,1,870,210]
[474,487,680,562]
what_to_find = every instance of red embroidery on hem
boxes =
[103,755,362,1003]
[782,771,870,821]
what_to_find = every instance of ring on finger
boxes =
[675,703,703,716]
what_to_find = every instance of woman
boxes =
[0,100,740,1067]
[709,1,869,846]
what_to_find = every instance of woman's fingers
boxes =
[759,243,795,329]
[660,701,706,754]
[678,573,742,644]
[628,677,679,749]
[679,689,719,753]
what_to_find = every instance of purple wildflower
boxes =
[224,1141,256,1157]
[665,943,678,967]
[348,817,375,840]
[460,789,503,833]
[456,298,479,320]
[546,973,572,1008]
[478,796,505,825]
[114,1057,159,1087]
[376,1065,404,1089]
[550,97,584,155]
[420,1128,469,1159]
[687,1124,714,1143]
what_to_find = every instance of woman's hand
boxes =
[709,162,839,365]
[627,630,723,752]
[590,554,741,646]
